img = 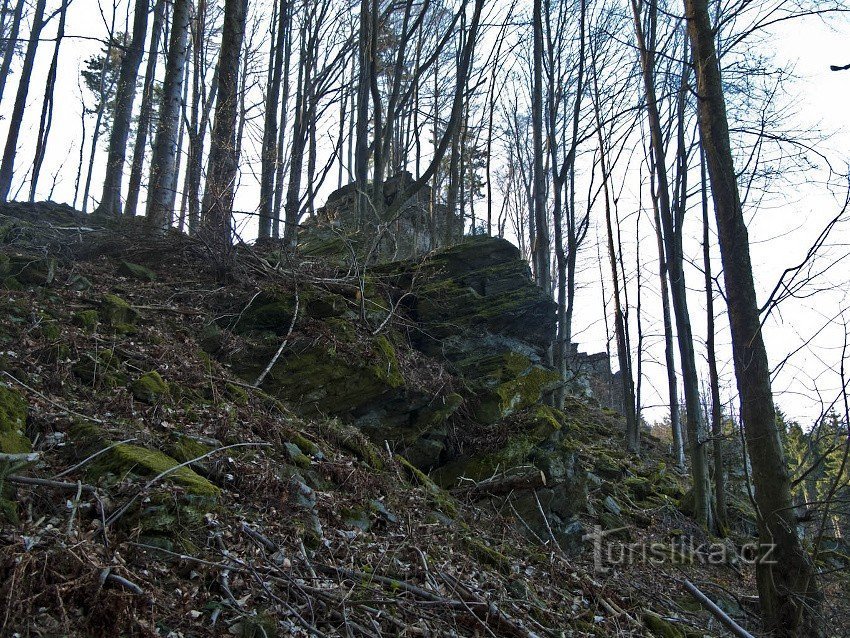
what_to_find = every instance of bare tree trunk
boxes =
[283,17,308,248]
[271,0,292,239]
[0,0,47,202]
[125,0,166,217]
[652,185,685,468]
[631,0,710,527]
[531,0,550,294]
[700,146,727,530]
[96,0,150,216]
[354,0,372,229]
[147,0,192,229]
[201,0,246,271]
[29,0,69,202]
[684,0,820,633]
[0,0,23,105]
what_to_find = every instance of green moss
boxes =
[72,309,99,332]
[130,371,170,403]
[284,442,312,468]
[527,405,564,437]
[413,392,463,429]
[118,261,156,282]
[462,536,512,574]
[290,433,321,456]
[100,293,139,331]
[372,335,404,388]
[169,435,213,463]
[642,612,698,638]
[318,419,383,469]
[3,276,22,291]
[0,384,30,453]
[624,476,653,500]
[91,443,219,497]
[224,383,249,406]
[434,432,540,487]
[234,291,297,334]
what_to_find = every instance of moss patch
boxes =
[0,384,30,453]
[118,261,156,282]
[91,443,219,497]
[72,309,99,332]
[130,371,170,403]
[100,293,139,332]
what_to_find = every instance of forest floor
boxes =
[0,203,847,637]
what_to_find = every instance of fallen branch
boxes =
[682,579,755,638]
[7,475,97,493]
[452,466,546,499]
[254,289,299,387]
[0,452,39,463]
[104,572,145,595]
[2,371,105,424]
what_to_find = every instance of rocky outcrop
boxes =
[304,172,463,259]
[212,234,594,549]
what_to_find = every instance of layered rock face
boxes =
[213,235,590,548]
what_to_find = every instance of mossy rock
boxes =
[168,434,213,464]
[306,292,348,319]
[90,443,219,497]
[624,475,653,500]
[5,254,56,286]
[130,371,170,403]
[233,333,404,417]
[471,358,562,424]
[100,293,139,332]
[642,612,688,638]
[317,419,383,469]
[284,442,312,469]
[72,309,99,332]
[118,261,156,282]
[233,291,297,335]
[0,384,30,453]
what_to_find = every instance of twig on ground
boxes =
[1,371,105,424]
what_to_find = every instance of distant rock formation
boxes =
[307,172,463,259]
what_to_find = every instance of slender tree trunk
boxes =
[631,0,710,526]
[147,0,192,229]
[354,0,372,228]
[126,0,166,217]
[531,0,550,294]
[0,0,22,106]
[0,0,47,202]
[652,185,685,468]
[96,0,150,216]
[283,20,308,248]
[29,0,69,202]
[684,0,821,633]
[272,0,292,239]
[201,0,247,270]
[701,147,727,530]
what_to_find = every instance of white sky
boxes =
[2,1,849,429]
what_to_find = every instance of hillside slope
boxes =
[0,203,842,637]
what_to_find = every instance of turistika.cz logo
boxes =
[581,525,777,574]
